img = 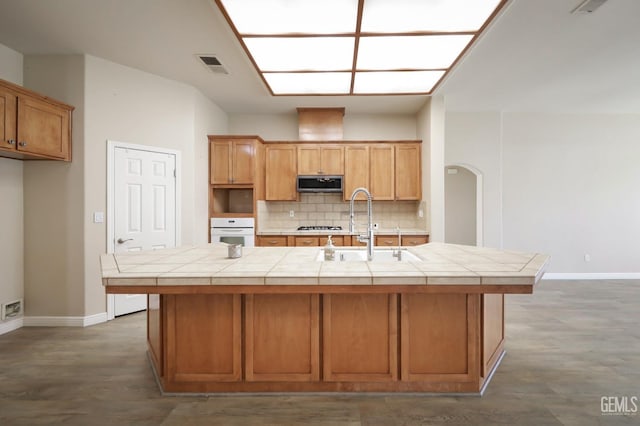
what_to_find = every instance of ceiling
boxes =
[0,0,638,115]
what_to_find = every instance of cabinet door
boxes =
[376,236,399,247]
[210,141,231,184]
[395,144,421,200]
[402,235,428,246]
[294,236,319,247]
[0,87,17,153]
[257,236,288,247]
[297,145,321,175]
[370,145,394,200]
[17,95,70,160]
[344,145,369,201]
[320,145,344,175]
[266,145,297,200]
[232,140,255,184]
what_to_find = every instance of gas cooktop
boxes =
[297,226,343,231]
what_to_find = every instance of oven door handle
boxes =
[213,229,248,233]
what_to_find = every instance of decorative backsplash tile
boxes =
[257,194,428,231]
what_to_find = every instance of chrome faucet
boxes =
[349,187,375,261]
[393,226,402,261]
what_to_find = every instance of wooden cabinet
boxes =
[257,235,288,247]
[376,236,399,247]
[245,294,320,382]
[0,79,73,161]
[265,145,297,201]
[294,236,319,247]
[402,235,429,246]
[395,144,421,200]
[344,142,421,201]
[344,145,369,201]
[370,144,395,200]
[323,294,398,382]
[297,144,344,175]
[210,138,255,185]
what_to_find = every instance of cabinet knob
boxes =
[7,139,15,145]
[18,141,27,147]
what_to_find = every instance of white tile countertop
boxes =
[100,242,549,287]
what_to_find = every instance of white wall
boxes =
[502,112,640,273]
[0,43,23,323]
[445,166,477,245]
[445,110,640,273]
[445,112,503,248]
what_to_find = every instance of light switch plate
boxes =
[93,212,104,223]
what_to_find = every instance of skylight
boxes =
[216,0,505,96]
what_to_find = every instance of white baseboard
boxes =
[0,316,24,335]
[23,312,108,327]
[543,273,640,280]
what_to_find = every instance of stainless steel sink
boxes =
[316,248,421,262]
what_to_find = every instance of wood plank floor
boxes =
[0,279,638,425]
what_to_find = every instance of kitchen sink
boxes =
[316,248,421,262]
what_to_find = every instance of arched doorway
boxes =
[444,164,483,246]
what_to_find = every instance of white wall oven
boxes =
[210,218,255,247]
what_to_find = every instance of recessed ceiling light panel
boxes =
[220,0,358,34]
[244,37,355,71]
[357,35,474,70]
[353,71,445,94]
[361,0,503,32]
[263,72,352,94]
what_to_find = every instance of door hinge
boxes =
[173,169,176,178]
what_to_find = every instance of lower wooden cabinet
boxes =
[323,294,398,382]
[259,234,426,247]
[245,294,319,382]
[150,290,504,393]
[256,235,288,246]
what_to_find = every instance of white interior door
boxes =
[112,146,177,316]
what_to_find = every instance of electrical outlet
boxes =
[93,211,104,223]
[418,209,424,218]
[373,223,379,230]
[584,254,591,262]
[289,210,294,218]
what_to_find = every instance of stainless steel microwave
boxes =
[296,175,343,193]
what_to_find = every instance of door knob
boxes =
[117,238,133,244]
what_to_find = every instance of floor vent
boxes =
[1,299,22,320]
[197,55,229,74]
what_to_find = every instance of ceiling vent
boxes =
[572,0,608,14]
[197,55,229,75]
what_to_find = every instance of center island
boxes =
[100,242,548,395]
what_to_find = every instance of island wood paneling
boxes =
[482,294,505,377]
[165,294,241,383]
[245,294,319,382]
[401,294,480,383]
[147,294,163,378]
[323,294,398,382]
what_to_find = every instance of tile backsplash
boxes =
[257,194,428,231]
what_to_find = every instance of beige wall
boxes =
[83,55,228,315]
[23,55,86,316]
[446,111,503,248]
[0,43,23,319]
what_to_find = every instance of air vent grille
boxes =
[197,55,229,75]
[572,0,608,14]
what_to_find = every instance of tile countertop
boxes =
[100,242,549,287]
[257,228,428,236]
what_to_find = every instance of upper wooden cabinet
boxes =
[395,143,421,200]
[0,79,73,161]
[344,142,421,201]
[265,144,297,201]
[297,144,344,175]
[210,138,255,185]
